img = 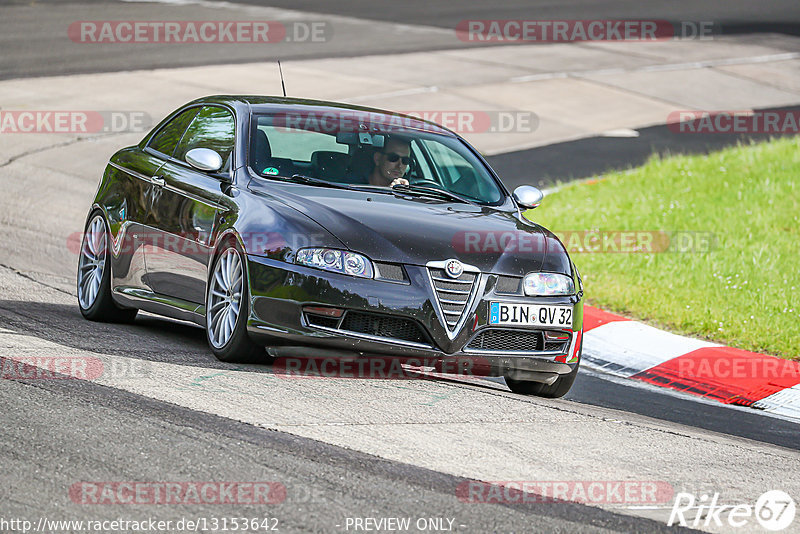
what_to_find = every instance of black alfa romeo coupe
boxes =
[77,96,584,397]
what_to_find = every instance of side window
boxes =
[410,141,434,181]
[421,139,498,201]
[174,106,235,167]
[255,125,348,161]
[423,140,466,186]
[147,107,200,157]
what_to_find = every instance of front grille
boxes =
[428,267,478,332]
[467,329,544,352]
[465,329,571,354]
[340,311,428,345]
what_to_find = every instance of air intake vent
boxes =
[305,310,430,347]
[374,262,407,282]
[495,276,521,294]
[341,311,428,345]
[427,264,479,336]
[544,341,570,352]
[305,314,341,329]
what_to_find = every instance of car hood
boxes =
[247,180,571,277]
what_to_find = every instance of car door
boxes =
[105,151,163,293]
[145,105,234,305]
[108,106,199,293]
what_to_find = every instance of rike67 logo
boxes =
[668,490,796,531]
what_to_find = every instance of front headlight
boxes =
[295,248,374,278]
[523,272,575,296]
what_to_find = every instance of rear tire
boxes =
[77,212,138,323]
[206,240,264,363]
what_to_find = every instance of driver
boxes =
[367,136,411,187]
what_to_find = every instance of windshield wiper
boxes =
[260,173,352,190]
[390,184,476,205]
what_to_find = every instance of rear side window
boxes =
[147,107,200,157]
[257,125,349,162]
[174,106,236,164]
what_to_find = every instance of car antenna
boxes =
[277,61,287,97]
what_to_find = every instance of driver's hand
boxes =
[390,178,409,187]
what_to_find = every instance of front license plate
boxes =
[489,302,573,328]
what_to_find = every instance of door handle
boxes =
[151,175,165,187]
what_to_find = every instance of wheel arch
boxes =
[206,229,253,312]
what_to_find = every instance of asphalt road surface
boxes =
[2,0,799,79]
[2,366,686,533]
[207,0,800,36]
[1,268,799,532]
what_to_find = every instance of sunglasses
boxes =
[383,152,412,165]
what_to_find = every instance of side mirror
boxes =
[512,185,544,209]
[185,148,223,172]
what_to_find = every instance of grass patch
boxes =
[525,137,800,360]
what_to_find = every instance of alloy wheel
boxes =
[77,215,107,310]
[207,248,244,348]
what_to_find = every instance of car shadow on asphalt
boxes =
[0,299,226,367]
[0,300,509,390]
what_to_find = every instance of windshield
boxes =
[249,111,505,205]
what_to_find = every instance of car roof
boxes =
[185,95,457,136]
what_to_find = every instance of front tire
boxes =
[506,335,582,398]
[77,212,137,323]
[506,359,580,398]
[206,241,263,363]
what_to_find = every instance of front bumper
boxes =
[244,255,583,377]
